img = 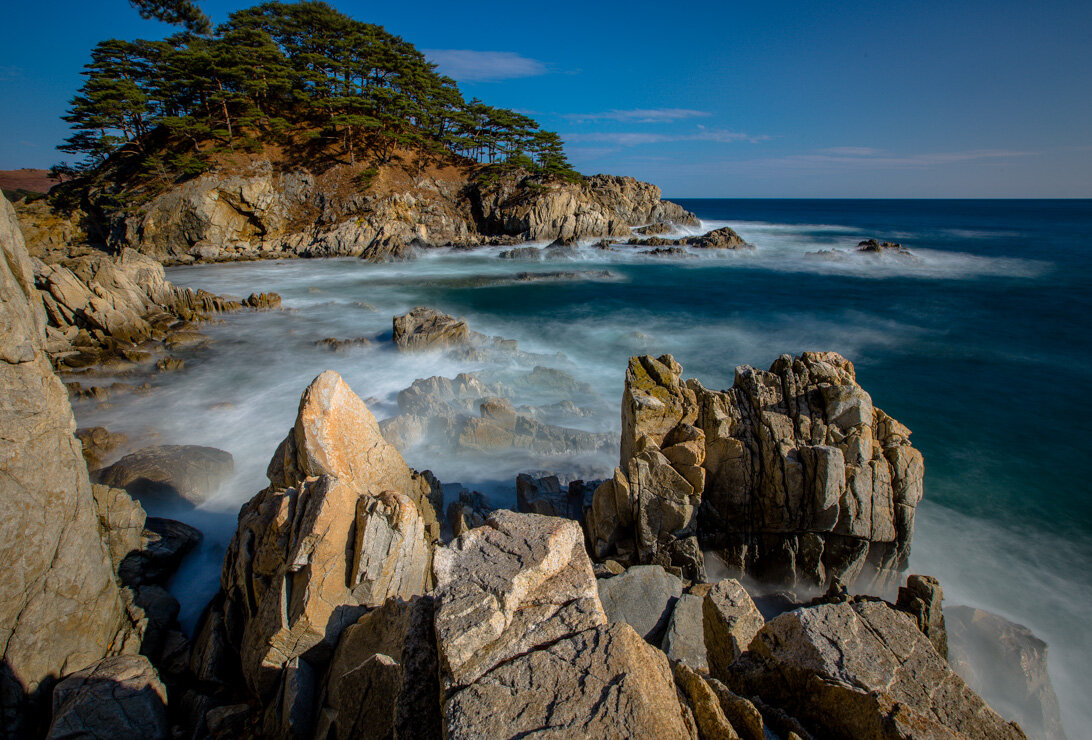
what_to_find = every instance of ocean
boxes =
[71,198,1092,731]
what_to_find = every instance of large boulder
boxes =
[0,191,134,731]
[216,371,438,697]
[739,600,1027,739]
[597,564,682,642]
[946,606,1067,740]
[703,579,765,678]
[433,511,694,738]
[662,593,708,671]
[587,351,924,592]
[46,655,168,740]
[92,444,234,508]
[314,596,440,740]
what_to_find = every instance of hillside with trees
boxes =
[56,1,577,188]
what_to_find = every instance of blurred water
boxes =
[70,198,1092,731]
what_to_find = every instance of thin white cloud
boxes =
[768,148,1037,169]
[424,50,548,82]
[820,146,883,156]
[564,108,711,123]
[564,129,767,146]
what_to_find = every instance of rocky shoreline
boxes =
[0,189,1070,739]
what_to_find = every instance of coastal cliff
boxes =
[16,159,698,265]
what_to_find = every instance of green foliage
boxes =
[59,1,580,182]
[129,0,212,35]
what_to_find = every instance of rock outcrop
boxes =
[946,606,1067,740]
[0,191,138,733]
[45,655,169,740]
[208,370,440,706]
[587,351,923,592]
[731,599,1027,739]
[627,226,752,250]
[433,511,694,738]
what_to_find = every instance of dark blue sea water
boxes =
[76,198,1092,730]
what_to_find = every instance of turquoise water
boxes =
[73,198,1091,731]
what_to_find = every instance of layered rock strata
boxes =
[586,351,924,591]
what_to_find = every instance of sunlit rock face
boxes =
[587,351,923,592]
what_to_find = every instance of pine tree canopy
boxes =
[63,1,579,182]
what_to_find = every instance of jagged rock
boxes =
[444,621,695,739]
[46,655,168,740]
[628,226,752,250]
[219,371,436,697]
[896,573,947,658]
[1,192,134,732]
[597,564,682,642]
[674,662,742,740]
[119,517,202,587]
[703,579,765,678]
[857,238,914,256]
[92,444,234,508]
[498,246,542,260]
[76,426,129,469]
[315,596,440,740]
[587,351,924,592]
[434,510,693,738]
[392,306,469,351]
[662,593,708,671]
[705,678,766,740]
[946,606,1067,740]
[433,511,606,689]
[91,483,146,573]
[445,489,493,537]
[741,600,1027,739]
[315,336,371,352]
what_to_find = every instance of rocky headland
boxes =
[0,186,1071,740]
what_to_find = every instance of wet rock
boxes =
[743,600,1027,739]
[392,306,469,351]
[498,246,542,260]
[47,655,168,740]
[857,238,914,257]
[597,564,682,643]
[314,336,371,352]
[946,606,1067,740]
[662,592,708,671]
[92,444,234,508]
[77,426,129,469]
[628,226,752,250]
[118,517,203,586]
[703,579,765,678]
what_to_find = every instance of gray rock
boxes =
[896,573,948,658]
[392,306,469,351]
[47,655,168,740]
[93,444,234,508]
[703,579,765,678]
[597,564,683,642]
[662,593,708,671]
[744,600,1027,739]
[947,606,1067,740]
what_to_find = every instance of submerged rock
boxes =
[628,226,752,250]
[947,606,1067,740]
[92,444,234,508]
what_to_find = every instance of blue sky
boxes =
[1,0,1090,197]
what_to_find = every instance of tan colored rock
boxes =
[433,511,605,689]
[91,483,147,573]
[674,662,742,740]
[703,579,765,678]
[444,621,695,739]
[316,596,440,740]
[746,600,1027,739]
[1,192,132,731]
[392,306,469,351]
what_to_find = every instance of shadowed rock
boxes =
[92,444,234,508]
[46,655,168,740]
